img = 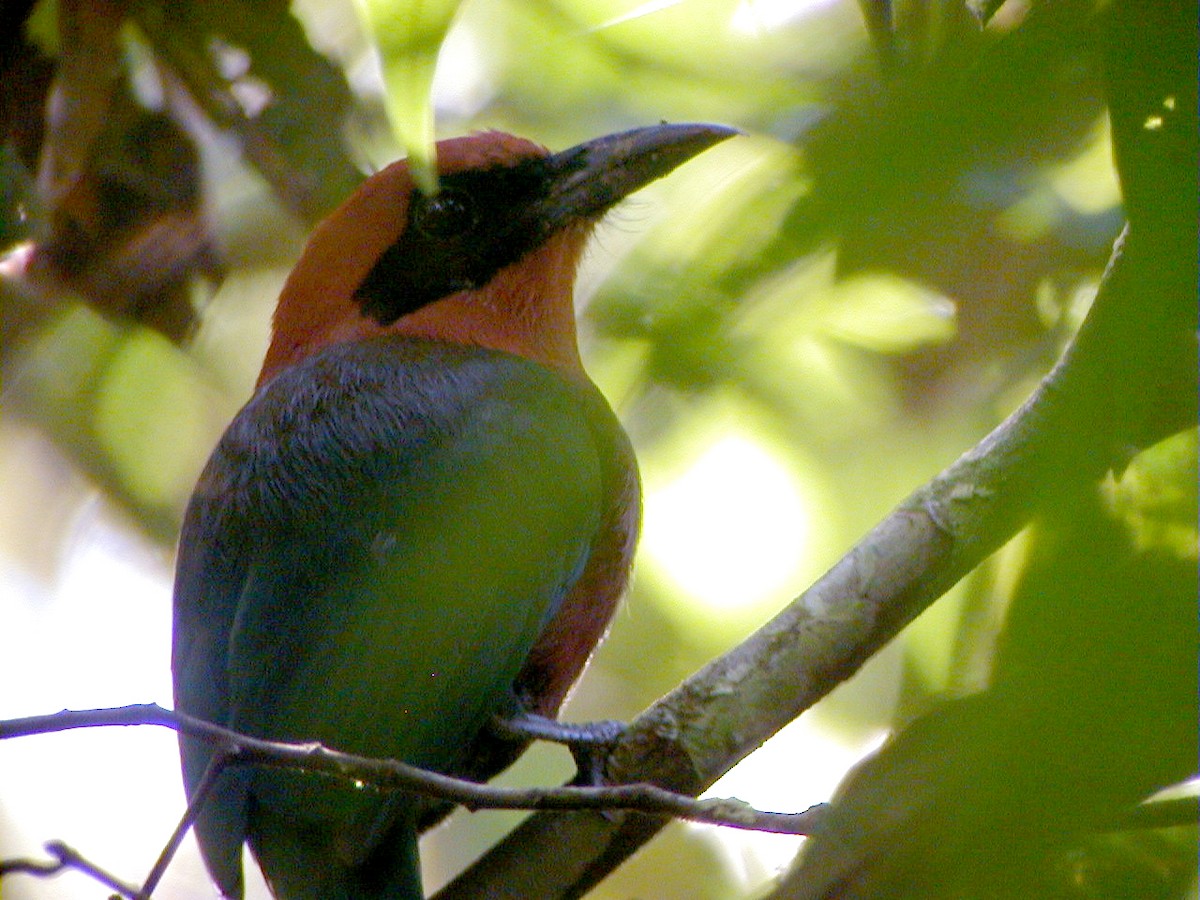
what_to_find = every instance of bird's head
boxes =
[260,123,737,385]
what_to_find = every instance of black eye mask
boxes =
[354,158,557,326]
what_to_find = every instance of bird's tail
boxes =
[249,804,423,900]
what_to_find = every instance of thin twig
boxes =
[0,704,827,836]
[139,752,231,896]
[0,841,148,899]
[0,852,62,878]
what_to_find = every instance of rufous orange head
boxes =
[260,124,738,387]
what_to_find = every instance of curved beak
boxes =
[535,122,742,229]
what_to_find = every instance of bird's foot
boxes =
[490,710,626,786]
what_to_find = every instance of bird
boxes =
[171,122,737,899]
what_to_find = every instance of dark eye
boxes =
[415,190,477,238]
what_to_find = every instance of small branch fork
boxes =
[0,703,826,898]
[0,840,147,898]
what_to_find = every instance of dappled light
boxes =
[1,0,1194,897]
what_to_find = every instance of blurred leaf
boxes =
[0,143,37,249]
[819,273,957,353]
[1103,430,1198,558]
[33,0,125,213]
[753,0,1110,342]
[30,102,216,342]
[356,0,464,194]
[0,10,54,179]
[133,0,365,222]
[774,460,1197,899]
[1102,0,1198,241]
[965,0,1009,27]
[1046,117,1121,216]
[8,307,125,452]
[92,327,221,511]
[6,306,232,539]
[852,0,897,71]
[1051,825,1200,900]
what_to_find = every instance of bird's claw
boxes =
[490,710,626,786]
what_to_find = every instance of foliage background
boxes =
[0,0,1194,897]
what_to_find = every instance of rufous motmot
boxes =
[172,123,736,898]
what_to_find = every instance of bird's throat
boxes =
[388,228,589,378]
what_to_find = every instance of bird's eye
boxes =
[415,190,477,238]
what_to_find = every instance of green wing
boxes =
[173,336,603,897]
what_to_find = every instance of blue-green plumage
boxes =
[173,337,609,898]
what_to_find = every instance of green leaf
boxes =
[356,0,464,195]
[966,0,1010,27]
[820,274,957,353]
[134,0,364,222]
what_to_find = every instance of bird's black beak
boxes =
[531,122,741,234]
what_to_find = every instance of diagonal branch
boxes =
[432,220,1197,899]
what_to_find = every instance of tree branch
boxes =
[0,840,147,899]
[0,704,827,838]
[431,220,1196,899]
